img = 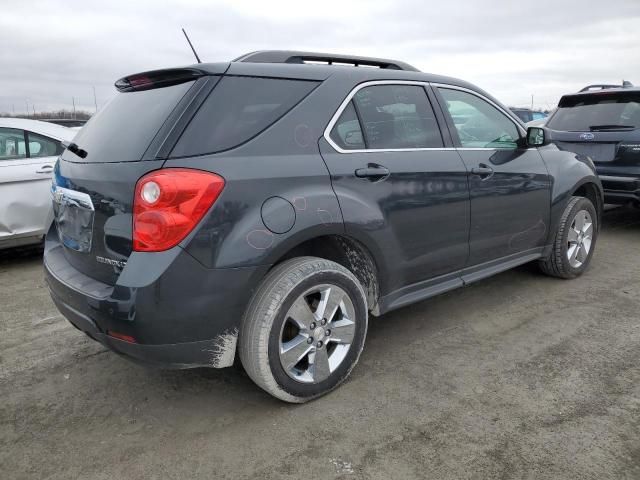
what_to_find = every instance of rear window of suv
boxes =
[170,76,319,157]
[547,91,640,131]
[67,80,195,163]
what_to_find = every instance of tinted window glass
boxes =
[439,88,520,148]
[67,80,194,162]
[172,77,319,157]
[0,128,26,160]
[511,109,532,123]
[547,92,640,131]
[352,85,443,149]
[27,132,63,157]
[330,101,365,150]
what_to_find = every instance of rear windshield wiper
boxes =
[61,141,88,159]
[589,124,635,131]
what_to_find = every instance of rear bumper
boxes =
[600,175,640,204]
[44,228,267,369]
[48,285,234,368]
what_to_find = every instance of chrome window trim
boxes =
[323,80,450,154]
[323,80,529,154]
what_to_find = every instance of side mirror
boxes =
[526,126,550,147]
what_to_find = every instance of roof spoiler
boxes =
[579,80,634,92]
[233,50,420,72]
[115,68,205,92]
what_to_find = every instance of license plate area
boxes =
[555,142,617,162]
[52,185,95,253]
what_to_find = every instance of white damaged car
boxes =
[0,118,76,249]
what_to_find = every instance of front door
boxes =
[319,82,470,295]
[435,87,551,267]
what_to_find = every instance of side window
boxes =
[330,101,365,150]
[439,88,520,149]
[27,132,63,158]
[171,77,319,157]
[353,85,443,149]
[0,128,27,160]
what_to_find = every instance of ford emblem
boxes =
[580,132,595,141]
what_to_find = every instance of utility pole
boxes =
[531,94,534,110]
[92,86,98,113]
[32,105,36,117]
[72,96,76,119]
[12,104,15,115]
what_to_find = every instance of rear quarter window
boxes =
[170,76,319,157]
[28,132,63,157]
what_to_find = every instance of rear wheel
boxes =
[239,257,368,403]
[539,196,598,279]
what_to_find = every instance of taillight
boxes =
[133,168,225,252]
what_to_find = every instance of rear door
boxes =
[435,86,551,267]
[0,128,61,244]
[319,81,470,294]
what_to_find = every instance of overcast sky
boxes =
[1,0,639,114]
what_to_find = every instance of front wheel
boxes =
[539,196,598,279]
[239,257,368,403]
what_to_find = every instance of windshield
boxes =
[547,92,640,131]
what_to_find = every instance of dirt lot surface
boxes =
[1,206,639,480]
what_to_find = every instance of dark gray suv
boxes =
[45,51,603,402]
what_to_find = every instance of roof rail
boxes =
[233,50,420,72]
[579,81,634,92]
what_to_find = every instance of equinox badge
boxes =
[96,256,127,268]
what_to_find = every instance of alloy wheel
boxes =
[278,284,356,383]
[567,209,593,268]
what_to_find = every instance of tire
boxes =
[539,196,598,279]
[239,257,368,403]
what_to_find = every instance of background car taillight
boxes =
[133,168,225,252]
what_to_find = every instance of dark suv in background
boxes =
[545,82,640,206]
[45,51,603,402]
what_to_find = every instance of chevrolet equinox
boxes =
[45,51,603,402]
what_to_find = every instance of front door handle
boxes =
[36,165,54,174]
[471,164,494,179]
[355,164,390,181]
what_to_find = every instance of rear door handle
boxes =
[471,165,494,179]
[355,164,390,181]
[36,165,54,174]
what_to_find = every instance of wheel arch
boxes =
[266,234,381,315]
[572,180,603,226]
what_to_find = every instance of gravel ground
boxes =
[1,206,639,480]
